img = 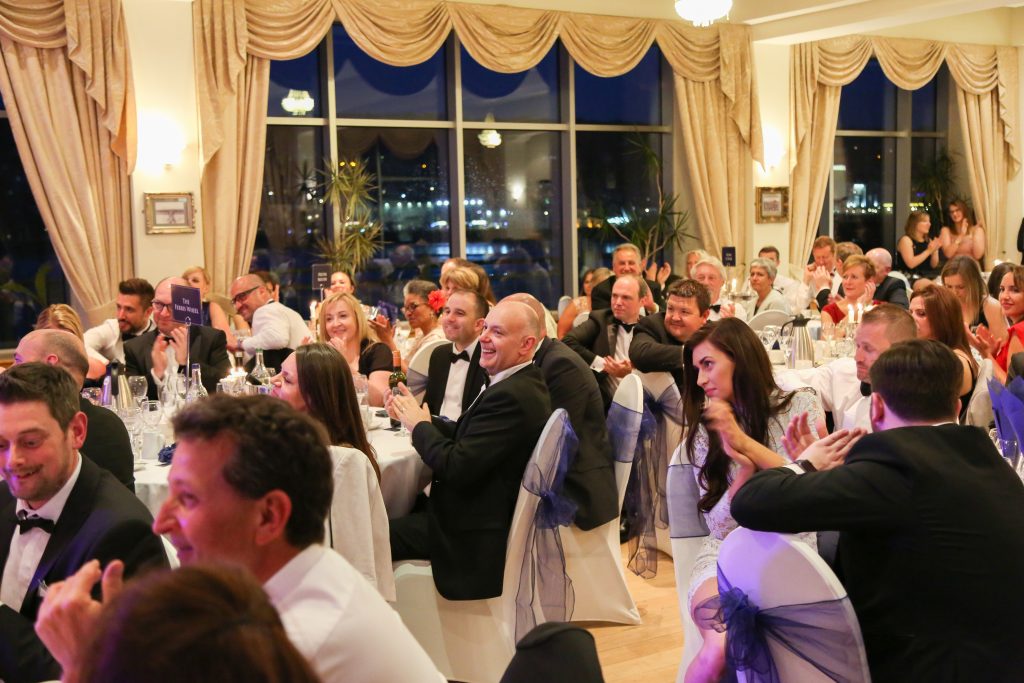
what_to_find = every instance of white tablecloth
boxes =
[134,414,430,519]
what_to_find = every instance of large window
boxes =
[821,59,948,253]
[261,29,671,310]
[0,108,68,347]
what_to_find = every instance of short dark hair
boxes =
[0,362,79,429]
[870,339,961,421]
[119,278,155,309]
[447,288,489,319]
[666,278,712,314]
[172,395,333,548]
[80,564,320,683]
[758,245,780,260]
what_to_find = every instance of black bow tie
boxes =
[451,350,470,364]
[860,381,871,397]
[710,304,722,313]
[122,332,138,342]
[613,318,636,333]
[15,513,55,534]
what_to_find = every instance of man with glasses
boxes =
[124,277,230,400]
[228,274,308,371]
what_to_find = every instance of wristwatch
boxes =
[795,459,817,473]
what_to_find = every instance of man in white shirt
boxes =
[692,256,747,321]
[35,394,443,683]
[423,289,489,422]
[803,236,843,309]
[228,273,308,368]
[83,278,155,364]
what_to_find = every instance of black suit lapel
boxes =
[603,315,616,358]
[462,344,487,412]
[0,493,16,578]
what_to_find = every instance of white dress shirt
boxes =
[440,339,479,422]
[84,318,154,364]
[708,299,748,322]
[1,454,81,610]
[775,356,862,420]
[590,324,634,396]
[263,544,444,683]
[242,301,309,357]
[488,360,533,387]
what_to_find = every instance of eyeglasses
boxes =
[231,286,261,306]
[152,301,171,313]
[403,302,427,314]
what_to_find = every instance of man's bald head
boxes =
[500,293,546,339]
[15,329,90,387]
[229,273,272,323]
[478,301,540,375]
[865,248,893,281]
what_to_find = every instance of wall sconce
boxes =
[137,110,186,172]
[281,89,315,116]
[760,125,786,174]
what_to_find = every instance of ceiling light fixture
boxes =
[674,0,732,28]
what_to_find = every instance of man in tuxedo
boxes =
[692,256,747,321]
[590,243,663,313]
[732,340,1024,682]
[0,363,166,682]
[423,289,489,421]
[629,279,711,388]
[804,235,843,309]
[388,301,552,599]
[15,330,134,491]
[35,394,443,683]
[83,278,155,365]
[504,293,617,531]
[228,273,309,371]
[865,247,910,308]
[123,277,230,400]
[564,274,646,409]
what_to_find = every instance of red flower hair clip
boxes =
[428,289,446,314]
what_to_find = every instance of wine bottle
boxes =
[388,350,406,428]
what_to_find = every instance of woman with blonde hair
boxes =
[182,266,246,347]
[317,292,391,405]
[820,255,879,327]
[440,266,479,298]
[941,199,985,264]
[35,304,107,380]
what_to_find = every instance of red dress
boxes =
[995,321,1024,371]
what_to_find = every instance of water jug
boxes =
[780,315,815,369]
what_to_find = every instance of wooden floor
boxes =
[583,546,685,683]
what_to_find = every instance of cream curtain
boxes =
[0,1,136,325]
[194,0,764,281]
[790,36,1019,267]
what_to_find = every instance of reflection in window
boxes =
[464,131,562,307]
[0,119,66,346]
[461,46,560,123]
[333,26,447,120]
[256,126,328,314]
[575,46,662,125]
[338,128,450,307]
[831,137,896,251]
[576,132,661,274]
[268,50,323,118]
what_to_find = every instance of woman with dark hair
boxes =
[941,199,985,264]
[318,292,391,405]
[372,279,445,369]
[896,211,941,287]
[39,563,321,683]
[557,267,612,338]
[988,261,1015,301]
[681,318,823,682]
[970,265,1024,384]
[909,284,979,421]
[941,255,1007,342]
[272,343,393,597]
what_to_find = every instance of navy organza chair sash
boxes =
[406,367,428,397]
[666,462,709,538]
[606,401,644,464]
[514,417,578,641]
[694,567,864,683]
[624,384,682,578]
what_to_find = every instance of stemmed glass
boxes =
[759,325,780,353]
[128,375,148,407]
[141,400,163,430]
[118,405,143,462]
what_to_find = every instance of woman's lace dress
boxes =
[686,388,822,609]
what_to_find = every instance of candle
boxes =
[855,303,863,324]
[309,300,318,322]
[731,278,736,293]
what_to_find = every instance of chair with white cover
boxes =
[392,409,577,683]
[964,358,994,428]
[557,295,573,318]
[634,370,683,564]
[325,445,395,601]
[405,337,450,403]
[704,528,871,683]
[667,443,710,681]
[572,310,590,329]
[747,309,791,332]
[561,373,643,625]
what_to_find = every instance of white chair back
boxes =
[608,373,643,507]
[747,309,791,331]
[572,311,589,328]
[718,528,871,683]
[406,337,449,402]
[557,295,572,317]
[965,358,994,428]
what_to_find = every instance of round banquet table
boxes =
[134,414,430,519]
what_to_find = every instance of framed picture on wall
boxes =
[144,192,195,234]
[755,186,789,223]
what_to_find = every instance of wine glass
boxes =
[127,375,148,407]
[141,400,163,429]
[118,405,143,462]
[759,325,780,352]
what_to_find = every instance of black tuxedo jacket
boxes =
[123,325,230,400]
[411,365,551,600]
[563,309,620,410]
[79,396,134,492]
[627,312,685,388]
[732,425,1024,682]
[590,275,664,311]
[0,457,168,682]
[533,338,617,531]
[422,342,488,417]
[873,275,909,308]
